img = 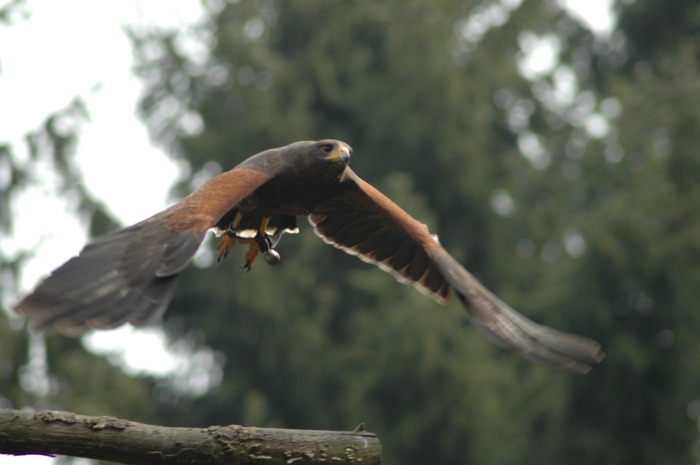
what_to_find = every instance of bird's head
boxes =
[284,139,351,164]
[318,139,352,165]
[277,139,352,180]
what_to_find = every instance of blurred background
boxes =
[2,0,700,464]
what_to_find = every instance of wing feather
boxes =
[311,168,604,373]
[310,168,452,301]
[14,166,272,333]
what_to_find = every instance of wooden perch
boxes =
[0,408,381,464]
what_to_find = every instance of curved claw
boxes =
[216,235,236,262]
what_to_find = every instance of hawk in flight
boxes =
[14,140,604,374]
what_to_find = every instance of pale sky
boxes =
[1,2,201,464]
[0,1,613,463]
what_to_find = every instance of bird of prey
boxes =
[13,139,604,374]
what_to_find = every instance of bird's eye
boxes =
[321,144,334,153]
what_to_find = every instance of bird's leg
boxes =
[240,217,281,271]
[216,235,236,261]
[256,217,281,266]
[216,211,244,262]
[255,232,281,265]
[239,237,259,272]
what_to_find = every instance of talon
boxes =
[225,215,281,271]
[217,212,244,262]
[239,237,260,272]
[217,235,237,262]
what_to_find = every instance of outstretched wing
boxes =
[310,170,452,303]
[13,167,271,333]
[309,168,604,374]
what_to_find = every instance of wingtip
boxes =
[585,343,606,366]
[559,346,606,375]
[434,253,606,374]
[516,337,605,375]
[532,325,606,369]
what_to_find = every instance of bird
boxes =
[13,139,604,374]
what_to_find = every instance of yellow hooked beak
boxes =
[327,144,351,164]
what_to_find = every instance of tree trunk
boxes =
[0,408,381,464]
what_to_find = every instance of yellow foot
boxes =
[216,235,237,262]
[239,238,260,272]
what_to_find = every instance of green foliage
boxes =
[130,1,616,464]
[128,0,700,463]
[4,0,700,464]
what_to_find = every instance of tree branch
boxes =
[0,408,381,464]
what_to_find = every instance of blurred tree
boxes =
[128,1,608,464]
[130,0,700,463]
[3,0,699,464]
[483,1,700,463]
[536,12,700,464]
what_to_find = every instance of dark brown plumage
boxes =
[13,139,604,373]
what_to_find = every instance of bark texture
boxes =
[0,408,381,465]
